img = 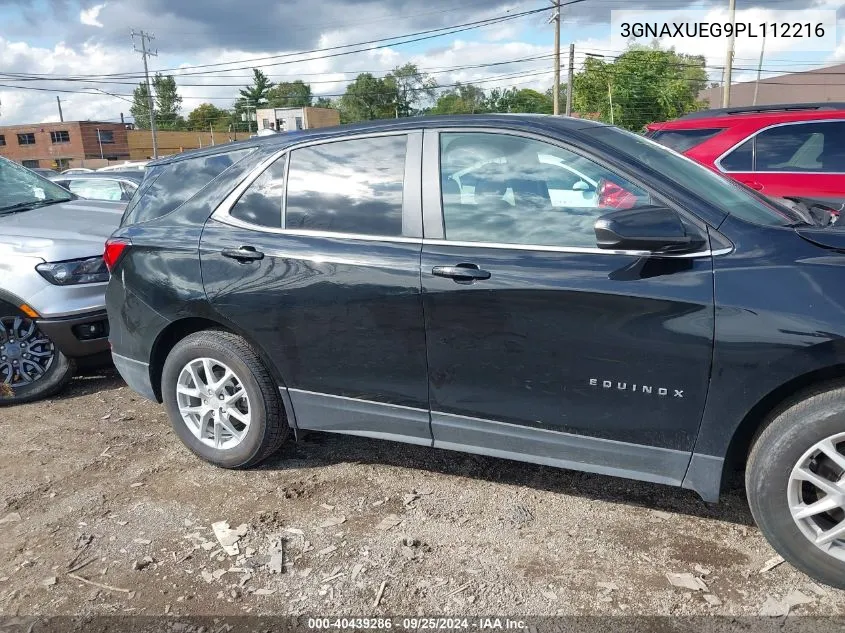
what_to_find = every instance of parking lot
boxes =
[1,370,843,619]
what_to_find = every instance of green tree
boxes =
[486,88,553,114]
[267,80,312,108]
[338,73,397,123]
[313,96,335,109]
[430,83,487,115]
[385,63,437,117]
[239,68,275,109]
[572,45,707,130]
[186,103,231,131]
[130,73,185,129]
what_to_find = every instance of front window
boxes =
[585,126,800,227]
[439,132,654,248]
[0,157,73,215]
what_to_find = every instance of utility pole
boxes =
[721,0,736,107]
[550,0,561,115]
[565,43,574,116]
[56,96,64,122]
[752,35,766,106]
[131,29,159,159]
[96,128,104,159]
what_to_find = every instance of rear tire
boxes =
[746,387,845,590]
[161,330,289,468]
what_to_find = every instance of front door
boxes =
[201,132,431,444]
[422,130,715,485]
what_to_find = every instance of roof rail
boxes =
[679,103,845,119]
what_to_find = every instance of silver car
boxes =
[0,156,124,403]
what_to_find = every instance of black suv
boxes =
[106,115,845,589]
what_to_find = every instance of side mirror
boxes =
[594,206,706,253]
[572,180,591,192]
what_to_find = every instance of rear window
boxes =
[122,149,252,225]
[647,128,725,153]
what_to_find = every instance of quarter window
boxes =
[648,128,724,153]
[439,132,653,248]
[285,135,407,236]
[230,155,287,228]
[123,149,252,225]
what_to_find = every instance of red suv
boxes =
[646,103,845,208]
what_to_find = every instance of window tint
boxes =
[720,138,753,172]
[439,133,652,248]
[285,135,406,236]
[585,126,799,227]
[755,122,845,173]
[68,179,123,201]
[648,128,724,153]
[123,149,252,225]
[230,155,287,228]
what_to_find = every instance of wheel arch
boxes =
[723,363,845,482]
[148,315,289,403]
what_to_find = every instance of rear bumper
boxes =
[112,352,157,402]
[36,310,110,358]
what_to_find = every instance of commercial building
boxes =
[701,63,845,108]
[0,121,129,170]
[254,106,340,133]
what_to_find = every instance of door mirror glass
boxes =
[594,206,705,253]
[572,180,591,191]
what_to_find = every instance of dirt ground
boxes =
[0,369,843,621]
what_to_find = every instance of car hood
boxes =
[0,199,124,262]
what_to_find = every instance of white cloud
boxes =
[80,3,107,28]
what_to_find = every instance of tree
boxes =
[186,103,231,131]
[313,96,335,109]
[239,68,274,109]
[486,88,553,114]
[430,83,487,115]
[267,80,312,108]
[130,73,185,130]
[572,45,707,131]
[338,73,397,123]
[385,63,437,117]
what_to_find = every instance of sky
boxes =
[0,0,843,125]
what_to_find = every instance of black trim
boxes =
[679,103,845,119]
[36,310,110,357]
[112,353,156,401]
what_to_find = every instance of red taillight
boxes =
[104,238,131,273]
[597,178,637,210]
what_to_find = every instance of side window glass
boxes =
[230,155,287,228]
[720,139,753,172]
[123,149,252,225]
[285,135,406,236]
[68,179,122,201]
[755,122,845,173]
[439,132,652,248]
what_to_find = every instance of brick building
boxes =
[254,106,340,133]
[0,121,130,171]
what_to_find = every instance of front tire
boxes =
[0,311,75,405]
[161,330,289,468]
[746,387,845,590]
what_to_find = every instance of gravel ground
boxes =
[0,369,843,621]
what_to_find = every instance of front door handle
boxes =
[432,263,491,282]
[221,246,264,262]
[742,180,764,191]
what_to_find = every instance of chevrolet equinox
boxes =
[105,115,845,589]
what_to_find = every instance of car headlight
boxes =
[36,256,109,285]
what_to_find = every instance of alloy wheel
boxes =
[175,357,251,450]
[787,431,845,562]
[0,316,55,387]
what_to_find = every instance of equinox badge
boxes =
[589,378,684,398]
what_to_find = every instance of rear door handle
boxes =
[221,246,264,262]
[431,263,491,282]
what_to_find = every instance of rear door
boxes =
[421,129,715,485]
[200,132,432,444]
[718,120,845,203]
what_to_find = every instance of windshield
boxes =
[0,157,74,214]
[583,126,801,227]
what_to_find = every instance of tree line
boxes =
[129,46,709,133]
